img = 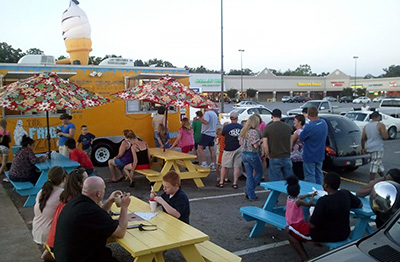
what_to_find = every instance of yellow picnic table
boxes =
[109,196,209,262]
[135,148,210,191]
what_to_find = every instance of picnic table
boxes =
[109,196,241,262]
[135,148,210,192]
[6,152,80,207]
[240,180,375,249]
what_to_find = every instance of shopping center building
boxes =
[190,69,400,102]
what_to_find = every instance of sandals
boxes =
[216,183,224,188]
[232,184,238,189]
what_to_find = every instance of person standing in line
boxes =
[217,112,243,189]
[262,109,293,181]
[77,125,95,157]
[361,111,388,181]
[152,106,167,145]
[299,106,328,184]
[291,114,305,180]
[239,114,263,200]
[192,111,203,164]
[361,103,370,112]
[197,106,218,171]
[57,113,76,157]
[255,114,267,181]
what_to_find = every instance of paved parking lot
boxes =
[3,100,398,261]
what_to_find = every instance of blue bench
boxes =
[240,206,287,237]
[5,171,35,194]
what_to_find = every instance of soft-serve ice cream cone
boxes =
[61,1,92,65]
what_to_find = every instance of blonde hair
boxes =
[158,124,167,140]
[181,118,191,131]
[215,127,222,136]
[123,129,136,139]
[0,119,7,130]
[240,114,260,139]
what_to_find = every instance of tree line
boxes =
[1,42,400,78]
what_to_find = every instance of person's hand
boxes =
[150,191,157,201]
[57,132,62,137]
[109,190,123,201]
[120,192,131,208]
[310,191,318,197]
[154,196,165,205]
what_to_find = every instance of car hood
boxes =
[308,243,375,261]
[287,108,303,115]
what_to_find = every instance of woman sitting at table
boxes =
[107,130,133,183]
[32,166,67,261]
[8,135,47,184]
[123,130,150,187]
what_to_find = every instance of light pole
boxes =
[220,0,224,112]
[353,56,358,95]
[239,49,245,96]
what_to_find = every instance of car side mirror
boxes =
[320,107,325,110]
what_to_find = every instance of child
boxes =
[65,138,94,176]
[192,111,203,164]
[285,176,316,226]
[156,123,171,149]
[77,125,95,157]
[170,118,194,153]
[150,171,190,224]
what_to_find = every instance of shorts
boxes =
[135,164,150,170]
[0,145,9,155]
[221,148,242,168]
[288,221,312,242]
[83,147,92,157]
[199,134,215,148]
[181,145,194,153]
[370,151,384,173]
[114,158,126,169]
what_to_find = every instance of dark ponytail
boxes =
[286,176,300,198]
[38,166,66,212]
[59,168,87,204]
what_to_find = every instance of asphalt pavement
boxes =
[1,101,398,262]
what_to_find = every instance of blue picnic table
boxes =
[6,152,80,207]
[240,180,375,249]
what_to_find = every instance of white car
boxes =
[373,96,384,102]
[220,106,274,125]
[344,111,400,139]
[233,101,262,108]
[352,97,371,104]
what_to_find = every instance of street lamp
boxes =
[220,0,224,112]
[353,56,358,94]
[238,49,245,96]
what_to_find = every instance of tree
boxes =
[227,68,255,75]
[380,65,400,78]
[26,48,44,55]
[364,73,375,79]
[342,87,353,96]
[88,56,103,65]
[246,88,258,98]
[0,42,25,63]
[187,65,220,73]
[226,88,238,99]
[356,88,367,97]
[134,59,144,66]
[318,72,330,77]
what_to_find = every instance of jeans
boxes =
[269,158,293,181]
[242,153,263,200]
[303,161,324,184]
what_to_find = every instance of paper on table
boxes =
[128,212,158,221]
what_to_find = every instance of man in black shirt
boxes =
[54,176,131,262]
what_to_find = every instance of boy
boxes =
[77,125,95,157]
[150,171,190,224]
[65,138,94,176]
[287,172,362,261]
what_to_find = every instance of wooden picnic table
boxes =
[135,148,210,192]
[109,196,210,262]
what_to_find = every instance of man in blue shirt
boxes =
[197,106,218,171]
[299,106,328,184]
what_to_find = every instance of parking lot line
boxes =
[189,190,270,202]
[233,240,289,256]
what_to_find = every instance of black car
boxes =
[292,96,307,103]
[281,114,371,172]
[339,96,353,103]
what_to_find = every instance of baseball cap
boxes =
[271,109,282,118]
[230,111,239,119]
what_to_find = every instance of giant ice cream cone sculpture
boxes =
[61,0,92,65]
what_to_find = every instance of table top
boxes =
[261,180,374,217]
[149,148,197,161]
[111,196,209,257]
[35,152,80,171]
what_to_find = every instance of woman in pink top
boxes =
[170,118,194,153]
[285,176,316,226]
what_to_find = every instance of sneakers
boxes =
[209,163,216,171]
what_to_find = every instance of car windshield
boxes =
[324,117,360,136]
[381,100,400,107]
[302,101,320,108]
[345,112,368,121]
[229,109,245,115]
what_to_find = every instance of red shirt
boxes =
[69,148,94,169]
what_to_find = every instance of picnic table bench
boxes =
[135,148,210,191]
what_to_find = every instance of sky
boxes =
[1,0,399,77]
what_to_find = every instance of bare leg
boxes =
[108,159,122,181]
[369,172,377,181]
[286,228,308,261]
[0,154,8,174]
[198,145,206,164]
[209,146,215,164]
[220,167,228,183]
[123,165,133,183]
[233,166,240,185]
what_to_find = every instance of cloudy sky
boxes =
[1,0,399,76]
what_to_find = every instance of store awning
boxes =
[2,71,76,81]
[127,73,189,80]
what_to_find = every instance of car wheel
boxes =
[388,126,397,140]
[92,142,114,166]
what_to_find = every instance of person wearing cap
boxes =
[217,111,243,189]
[57,113,76,157]
[262,109,293,181]
[299,106,328,184]
[361,111,388,181]
[197,106,218,170]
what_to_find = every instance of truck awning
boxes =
[127,73,189,80]
[2,71,76,81]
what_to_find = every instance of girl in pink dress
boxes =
[170,118,194,153]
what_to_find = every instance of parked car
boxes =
[323,96,337,102]
[287,100,337,116]
[233,101,261,108]
[377,98,400,118]
[344,111,400,140]
[339,96,353,103]
[281,96,293,103]
[372,96,384,103]
[221,106,274,125]
[292,96,307,103]
[353,97,371,104]
[281,114,370,172]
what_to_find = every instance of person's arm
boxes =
[291,132,299,151]
[115,141,128,159]
[154,196,181,219]
[199,113,209,125]
[349,191,363,209]
[111,193,131,238]
[131,147,138,170]
[299,125,309,141]
[297,192,317,207]
[60,126,76,139]
[170,132,182,149]
[356,177,385,197]
[361,126,367,154]
[378,123,389,140]
[262,137,269,158]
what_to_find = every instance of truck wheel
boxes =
[92,142,114,166]
[388,127,397,140]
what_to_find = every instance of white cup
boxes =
[114,191,123,208]
[149,200,157,212]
